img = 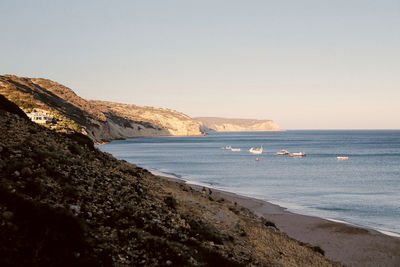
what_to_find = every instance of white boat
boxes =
[276,149,290,155]
[249,146,263,154]
[231,148,241,152]
[337,156,349,160]
[289,152,306,157]
[221,145,232,150]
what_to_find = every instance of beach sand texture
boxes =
[161,176,400,267]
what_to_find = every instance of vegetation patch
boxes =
[261,217,277,228]
[298,241,325,256]
[185,217,224,245]
[164,195,177,209]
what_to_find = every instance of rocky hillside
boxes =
[0,95,341,266]
[90,100,201,136]
[0,75,202,142]
[195,117,281,132]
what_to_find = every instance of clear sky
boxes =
[1,0,399,129]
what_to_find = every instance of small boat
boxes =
[249,146,263,155]
[277,149,290,155]
[231,148,241,152]
[337,156,349,160]
[289,152,306,157]
[221,145,232,150]
[255,157,260,161]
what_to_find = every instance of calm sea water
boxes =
[99,130,400,236]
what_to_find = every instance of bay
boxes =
[99,130,400,236]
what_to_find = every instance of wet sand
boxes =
[160,175,400,267]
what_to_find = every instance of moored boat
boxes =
[337,156,349,160]
[231,148,241,151]
[221,145,232,150]
[249,146,263,154]
[289,152,306,157]
[277,149,290,155]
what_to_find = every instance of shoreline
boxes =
[155,171,400,267]
[150,169,400,238]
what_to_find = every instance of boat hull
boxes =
[289,152,306,157]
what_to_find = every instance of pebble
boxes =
[13,170,20,177]
[166,260,172,265]
[70,205,81,215]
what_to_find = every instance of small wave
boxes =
[318,207,352,212]
[186,180,214,188]
[326,218,352,225]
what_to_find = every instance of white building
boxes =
[27,112,51,124]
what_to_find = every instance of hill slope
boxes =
[0,75,202,142]
[195,117,281,132]
[0,96,341,266]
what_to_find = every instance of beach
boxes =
[160,174,400,267]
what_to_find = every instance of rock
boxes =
[21,167,32,176]
[13,170,20,177]
[166,260,172,265]
[70,205,81,215]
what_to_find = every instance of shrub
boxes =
[164,196,177,209]
[185,218,224,245]
[298,241,325,256]
[67,132,94,150]
[229,206,239,215]
[311,245,325,256]
[68,143,82,155]
[261,217,277,228]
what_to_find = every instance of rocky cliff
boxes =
[195,117,281,132]
[0,75,202,142]
[90,100,202,137]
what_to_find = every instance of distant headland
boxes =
[195,117,281,132]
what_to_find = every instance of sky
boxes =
[1,0,399,129]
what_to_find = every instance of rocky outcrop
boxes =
[0,75,202,142]
[195,117,281,132]
[90,100,202,137]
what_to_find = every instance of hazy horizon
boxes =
[1,1,399,130]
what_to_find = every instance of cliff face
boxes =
[0,75,202,142]
[195,117,281,132]
[90,100,202,137]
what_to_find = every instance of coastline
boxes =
[156,172,400,267]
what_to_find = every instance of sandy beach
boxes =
[160,175,400,267]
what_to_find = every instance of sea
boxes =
[99,130,400,237]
